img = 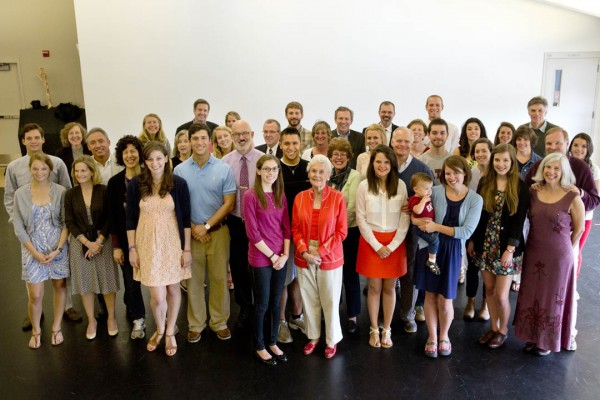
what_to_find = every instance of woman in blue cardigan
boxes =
[413,156,483,358]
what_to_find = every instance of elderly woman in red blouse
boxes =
[293,154,347,359]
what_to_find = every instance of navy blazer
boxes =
[125,175,191,250]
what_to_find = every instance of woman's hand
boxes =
[303,250,321,266]
[466,241,476,258]
[273,254,288,270]
[129,248,139,269]
[500,251,513,268]
[85,240,102,254]
[376,245,391,259]
[32,249,48,264]
[113,248,124,265]
[419,220,438,233]
[181,251,192,268]
[46,249,62,263]
[531,182,543,191]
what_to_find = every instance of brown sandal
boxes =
[165,334,177,356]
[29,332,41,349]
[51,330,64,346]
[146,331,164,352]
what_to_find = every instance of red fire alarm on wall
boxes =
[42,50,50,57]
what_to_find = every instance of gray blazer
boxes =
[12,183,67,244]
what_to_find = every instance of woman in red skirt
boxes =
[356,145,410,348]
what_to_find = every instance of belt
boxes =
[207,221,225,233]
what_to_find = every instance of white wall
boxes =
[0,0,84,152]
[74,0,600,158]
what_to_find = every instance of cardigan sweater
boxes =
[65,184,110,240]
[12,183,66,244]
[292,185,347,270]
[125,175,191,250]
[418,185,483,250]
[469,179,530,257]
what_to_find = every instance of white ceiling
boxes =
[536,0,600,18]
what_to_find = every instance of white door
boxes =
[0,60,24,154]
[541,53,599,140]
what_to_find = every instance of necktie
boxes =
[268,148,273,155]
[240,155,249,219]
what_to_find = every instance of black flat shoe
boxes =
[347,320,358,334]
[255,352,277,366]
[273,352,288,363]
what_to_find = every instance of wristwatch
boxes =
[204,223,211,231]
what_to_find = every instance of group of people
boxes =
[5,95,599,365]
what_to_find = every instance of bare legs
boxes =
[367,277,397,346]
[482,271,512,335]
[148,283,181,355]
[27,282,44,348]
[424,291,454,346]
[81,292,97,338]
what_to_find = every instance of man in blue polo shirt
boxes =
[174,123,236,343]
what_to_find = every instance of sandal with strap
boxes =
[29,332,41,349]
[381,328,393,348]
[425,341,438,358]
[511,281,520,292]
[165,334,177,357]
[438,339,452,356]
[51,330,64,346]
[426,259,441,275]
[146,331,164,352]
[369,327,381,348]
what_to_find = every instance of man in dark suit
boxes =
[175,98,219,139]
[362,101,398,146]
[255,119,283,158]
[332,106,365,169]
[518,96,558,157]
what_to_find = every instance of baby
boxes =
[407,173,440,275]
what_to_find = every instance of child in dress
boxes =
[408,173,440,275]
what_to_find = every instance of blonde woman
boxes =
[139,113,172,156]
[356,124,386,178]
[212,125,235,159]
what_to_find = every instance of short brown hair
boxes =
[285,101,303,114]
[512,126,538,147]
[527,96,548,108]
[60,122,87,147]
[327,137,353,160]
[439,155,472,187]
[21,123,44,141]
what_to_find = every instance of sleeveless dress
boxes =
[135,194,191,287]
[22,203,69,283]
[414,196,464,299]
[513,190,576,352]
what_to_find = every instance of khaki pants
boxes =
[187,226,230,333]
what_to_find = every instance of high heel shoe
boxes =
[147,331,164,352]
[165,335,177,356]
[107,319,118,337]
[86,321,97,340]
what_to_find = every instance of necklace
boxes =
[282,160,301,175]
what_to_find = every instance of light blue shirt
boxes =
[174,155,237,224]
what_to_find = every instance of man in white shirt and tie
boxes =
[255,119,283,158]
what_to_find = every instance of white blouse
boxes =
[355,179,410,252]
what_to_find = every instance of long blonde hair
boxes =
[139,113,168,145]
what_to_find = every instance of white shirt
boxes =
[93,153,124,185]
[355,179,410,252]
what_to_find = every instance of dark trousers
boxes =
[399,226,418,320]
[466,255,485,299]
[343,226,361,318]
[119,257,145,320]
[226,215,253,311]
[250,264,287,350]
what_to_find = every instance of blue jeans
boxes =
[250,263,287,350]
[415,230,439,255]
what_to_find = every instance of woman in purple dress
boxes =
[514,153,584,355]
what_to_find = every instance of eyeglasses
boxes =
[232,131,251,138]
[331,152,348,158]
[261,167,279,173]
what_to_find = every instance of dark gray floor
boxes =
[1,188,599,400]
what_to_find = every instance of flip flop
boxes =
[439,339,452,356]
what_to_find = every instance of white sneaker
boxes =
[131,318,146,340]
[277,320,293,343]
[289,314,306,334]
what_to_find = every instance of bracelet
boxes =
[506,248,515,253]
[269,252,276,259]
[128,245,136,251]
